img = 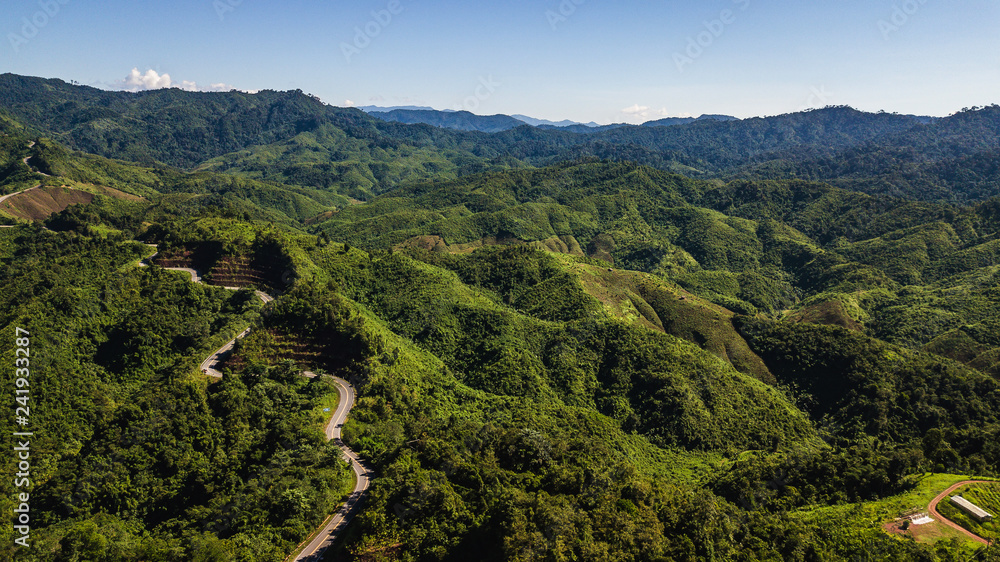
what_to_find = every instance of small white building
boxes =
[950,495,994,523]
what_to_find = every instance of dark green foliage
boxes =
[737,106,1000,203]
[0,229,347,561]
[712,446,925,510]
[735,317,1000,463]
[31,366,349,560]
[7,76,1000,560]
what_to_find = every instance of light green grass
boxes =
[937,482,1000,541]
[792,474,999,548]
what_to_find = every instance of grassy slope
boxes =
[795,474,999,550]
[303,243,817,453]
[5,95,1000,558]
[317,163,1000,386]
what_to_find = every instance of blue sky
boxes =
[2,0,998,124]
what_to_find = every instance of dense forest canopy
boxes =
[1,75,1000,561]
[3,74,999,202]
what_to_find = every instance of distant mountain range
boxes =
[356,105,443,113]
[642,114,740,127]
[510,114,601,128]
[364,109,528,133]
[359,106,740,133]
[2,73,996,203]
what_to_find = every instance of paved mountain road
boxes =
[22,141,49,176]
[0,185,39,205]
[139,249,370,560]
[1,141,46,205]
[294,373,373,561]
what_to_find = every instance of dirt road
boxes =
[927,480,993,546]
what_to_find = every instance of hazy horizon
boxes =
[3,0,998,124]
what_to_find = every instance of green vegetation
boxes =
[6,75,1000,204]
[5,79,1000,560]
[937,483,1000,541]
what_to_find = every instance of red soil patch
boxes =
[0,185,143,221]
[927,480,991,546]
[0,187,94,220]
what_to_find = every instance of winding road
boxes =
[141,248,371,560]
[0,141,45,209]
[927,480,993,546]
[294,373,373,561]
[0,185,38,206]
[21,140,49,177]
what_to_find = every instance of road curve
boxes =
[144,252,370,560]
[927,480,993,546]
[23,141,49,177]
[199,326,252,377]
[294,373,373,561]
[0,185,40,205]
[0,141,49,207]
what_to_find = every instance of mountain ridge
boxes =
[3,86,1000,559]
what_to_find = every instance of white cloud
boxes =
[117,68,241,93]
[344,100,356,107]
[621,104,649,117]
[123,68,172,91]
[655,108,693,118]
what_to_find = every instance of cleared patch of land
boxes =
[828,474,1000,547]
[934,481,999,544]
[0,185,142,221]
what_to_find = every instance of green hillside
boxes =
[3,86,1000,560]
[6,75,1000,204]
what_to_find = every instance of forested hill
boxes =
[367,108,530,133]
[0,73,492,171]
[3,73,999,203]
[736,105,1000,202]
[319,159,1000,338]
[3,93,1000,559]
